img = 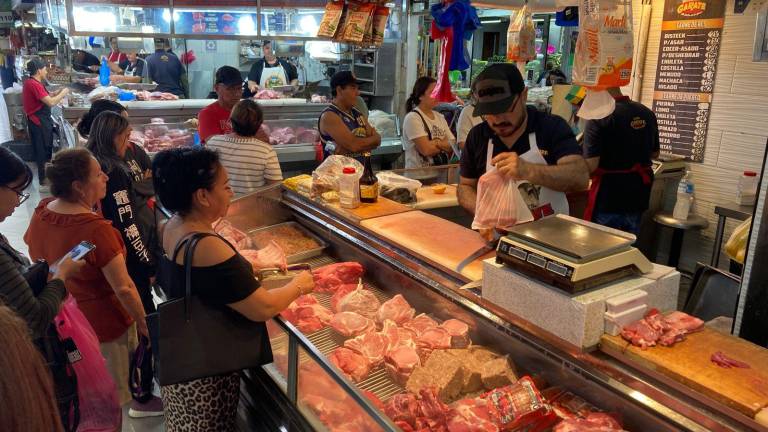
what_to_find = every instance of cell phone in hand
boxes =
[49,241,96,274]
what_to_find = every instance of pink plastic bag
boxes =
[472,169,531,231]
[55,296,121,432]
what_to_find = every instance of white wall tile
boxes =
[718,132,768,173]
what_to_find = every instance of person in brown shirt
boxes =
[25,148,148,406]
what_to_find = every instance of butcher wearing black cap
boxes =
[318,71,380,160]
[458,63,588,223]
[22,58,69,186]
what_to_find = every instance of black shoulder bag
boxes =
[413,110,451,166]
[147,232,273,386]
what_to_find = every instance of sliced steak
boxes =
[280,295,332,334]
[441,319,471,348]
[344,330,389,367]
[312,262,364,293]
[330,311,375,338]
[404,313,439,336]
[328,347,372,382]
[385,345,422,385]
[377,294,416,325]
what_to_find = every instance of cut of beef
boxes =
[553,412,624,432]
[448,397,499,432]
[620,319,661,349]
[343,330,389,367]
[711,351,751,369]
[330,311,375,338]
[377,294,416,325]
[312,262,364,293]
[664,311,704,332]
[404,313,439,336]
[214,219,250,249]
[280,295,332,333]
[644,308,670,333]
[441,319,471,348]
[385,345,421,385]
[384,393,421,425]
[330,284,357,312]
[417,327,452,361]
[382,319,417,350]
[328,347,372,382]
[335,285,381,319]
[621,309,705,349]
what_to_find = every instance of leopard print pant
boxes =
[161,373,240,432]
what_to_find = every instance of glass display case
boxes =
[262,117,321,146]
[135,121,196,154]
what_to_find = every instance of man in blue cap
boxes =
[458,63,588,222]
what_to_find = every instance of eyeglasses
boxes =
[2,186,30,204]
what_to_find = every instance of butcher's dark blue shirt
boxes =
[146,50,184,97]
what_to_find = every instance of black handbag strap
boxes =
[412,109,433,141]
[171,231,239,322]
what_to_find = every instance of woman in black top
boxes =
[0,146,83,338]
[152,147,314,432]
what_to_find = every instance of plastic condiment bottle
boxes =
[737,171,758,206]
[339,166,360,209]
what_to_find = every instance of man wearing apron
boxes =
[22,59,69,187]
[118,52,147,84]
[246,41,299,95]
[318,71,380,161]
[582,87,659,235]
[458,64,588,229]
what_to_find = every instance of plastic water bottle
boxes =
[339,166,360,209]
[673,170,694,220]
[99,57,110,87]
[737,171,758,206]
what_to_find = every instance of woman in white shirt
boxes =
[402,77,456,169]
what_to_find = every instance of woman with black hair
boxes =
[402,76,456,169]
[0,146,84,338]
[153,147,313,431]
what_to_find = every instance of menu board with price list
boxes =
[651,0,726,162]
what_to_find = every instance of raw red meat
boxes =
[448,397,499,432]
[644,309,671,333]
[330,311,375,337]
[270,127,297,145]
[664,311,704,332]
[344,330,389,367]
[381,319,417,350]
[361,389,384,411]
[711,351,751,369]
[377,294,416,325]
[280,295,332,333]
[621,310,705,349]
[214,220,250,250]
[441,319,471,348]
[620,319,661,349]
[554,412,624,432]
[417,388,452,430]
[331,284,358,312]
[313,262,365,293]
[384,393,421,425]
[385,345,421,385]
[253,89,281,100]
[416,327,452,361]
[336,285,381,319]
[328,347,372,382]
[404,313,439,336]
[295,127,321,144]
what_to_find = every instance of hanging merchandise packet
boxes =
[371,6,390,47]
[506,4,536,62]
[318,0,345,39]
[341,2,376,44]
[572,0,634,119]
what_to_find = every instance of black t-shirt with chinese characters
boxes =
[460,106,581,179]
[99,159,155,281]
[583,97,660,213]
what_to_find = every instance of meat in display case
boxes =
[194,186,737,432]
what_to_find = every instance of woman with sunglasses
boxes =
[0,146,84,338]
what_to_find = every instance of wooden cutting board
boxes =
[601,328,768,417]
[325,196,414,223]
[413,185,459,210]
[361,210,490,281]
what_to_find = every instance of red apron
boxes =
[583,163,653,221]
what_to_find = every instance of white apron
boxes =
[485,132,570,223]
[259,62,288,89]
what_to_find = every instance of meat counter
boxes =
[192,185,762,432]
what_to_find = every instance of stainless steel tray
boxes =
[247,221,327,264]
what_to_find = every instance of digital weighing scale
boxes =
[496,215,653,294]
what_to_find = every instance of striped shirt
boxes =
[206,134,283,196]
[0,236,66,339]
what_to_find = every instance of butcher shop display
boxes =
[134,90,179,101]
[253,89,281,100]
[263,124,321,146]
[621,309,704,349]
[136,120,195,153]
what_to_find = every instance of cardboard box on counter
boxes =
[482,260,679,349]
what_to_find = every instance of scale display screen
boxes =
[499,240,575,279]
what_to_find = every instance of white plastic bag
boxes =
[311,155,364,199]
[506,5,536,62]
[377,172,422,204]
[472,169,531,231]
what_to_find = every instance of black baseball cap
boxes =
[473,63,526,117]
[26,58,46,75]
[330,71,359,91]
[215,66,243,86]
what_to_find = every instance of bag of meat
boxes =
[471,168,533,231]
[311,155,364,199]
[506,4,536,62]
[573,0,633,119]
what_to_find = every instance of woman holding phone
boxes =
[25,148,149,407]
[0,146,85,338]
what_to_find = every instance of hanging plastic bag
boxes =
[573,0,633,119]
[506,5,536,62]
[311,155,364,199]
[55,296,121,432]
[472,169,532,231]
[725,217,752,264]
